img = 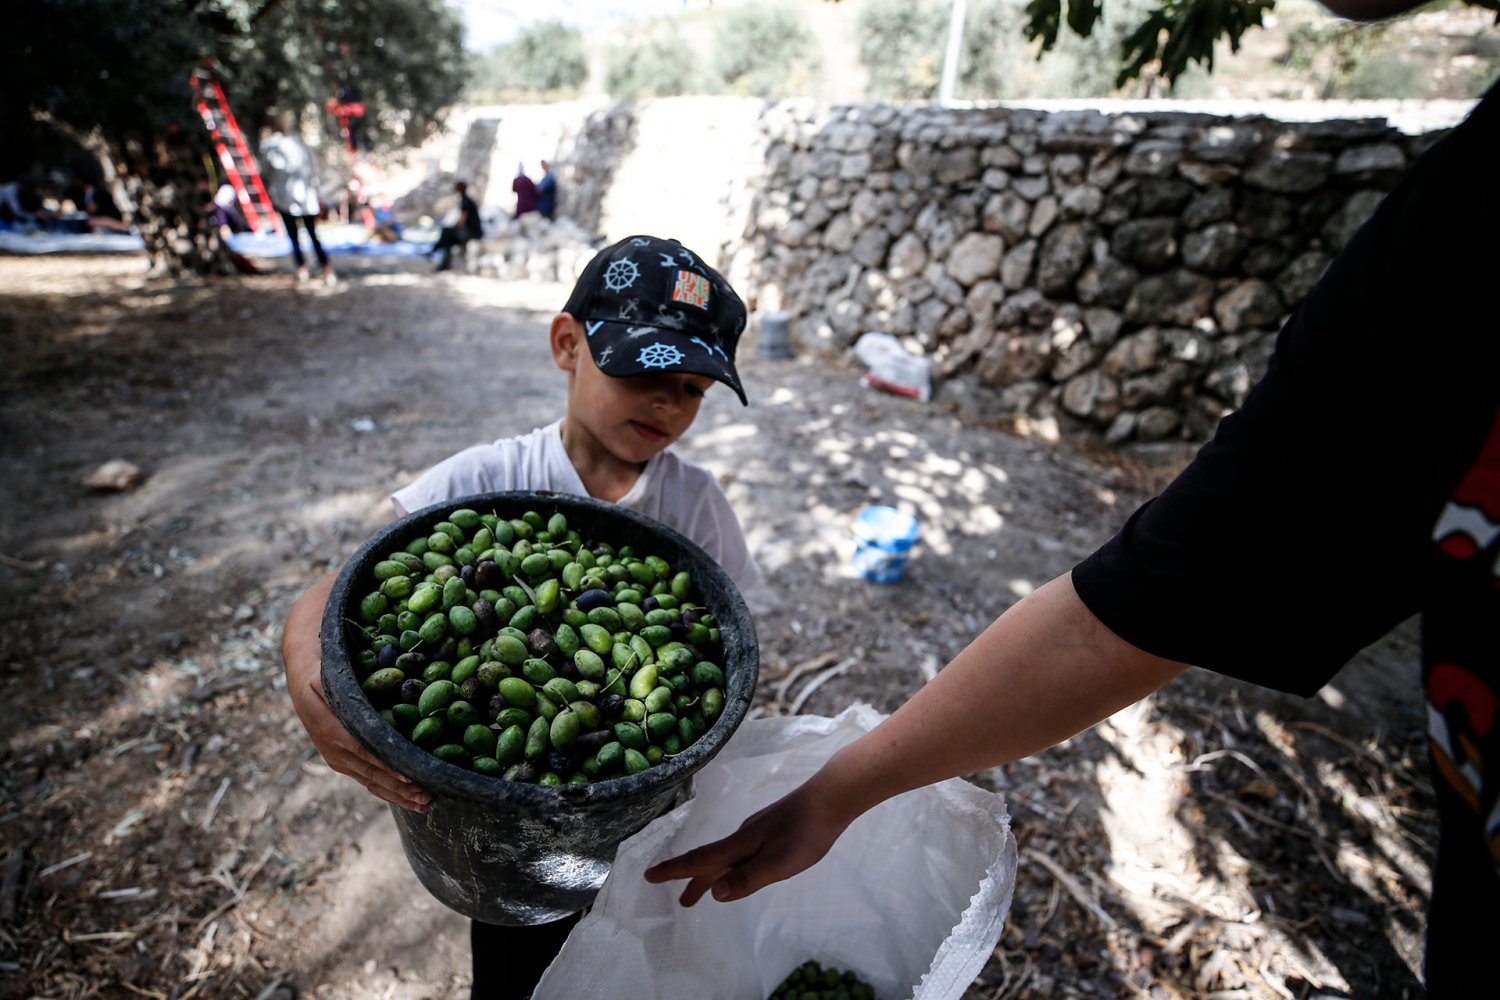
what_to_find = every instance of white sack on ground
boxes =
[534,703,1016,1000]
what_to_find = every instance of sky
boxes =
[448,0,721,52]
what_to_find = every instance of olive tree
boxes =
[4,0,467,276]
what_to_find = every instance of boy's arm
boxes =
[282,571,432,812]
[644,571,1187,905]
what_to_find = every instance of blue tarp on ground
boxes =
[226,227,436,258]
[0,223,438,258]
[0,231,147,254]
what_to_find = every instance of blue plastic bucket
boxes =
[851,505,920,583]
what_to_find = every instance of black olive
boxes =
[527,627,561,664]
[575,730,612,754]
[575,588,614,612]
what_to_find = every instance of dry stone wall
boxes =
[733,103,1448,445]
[403,97,1461,447]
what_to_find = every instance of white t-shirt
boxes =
[391,420,762,591]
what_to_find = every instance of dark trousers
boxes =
[279,210,329,269]
[433,224,473,271]
[469,911,583,1000]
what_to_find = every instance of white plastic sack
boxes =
[534,704,1016,1000]
[853,332,933,402]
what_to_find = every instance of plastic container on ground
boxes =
[850,505,920,583]
[320,490,759,926]
[756,311,793,359]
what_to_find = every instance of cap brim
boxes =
[587,320,749,406]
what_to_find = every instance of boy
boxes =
[280,234,760,998]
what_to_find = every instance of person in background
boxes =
[513,162,538,219]
[535,160,557,221]
[195,181,257,275]
[645,1,1499,995]
[431,179,482,272]
[211,184,249,235]
[0,177,43,230]
[259,114,336,286]
[81,180,131,233]
[371,204,402,243]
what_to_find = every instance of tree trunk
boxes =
[38,112,239,278]
[116,137,239,278]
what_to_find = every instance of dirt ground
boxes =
[1,253,1435,1000]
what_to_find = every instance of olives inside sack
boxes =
[767,960,877,1000]
[347,507,730,786]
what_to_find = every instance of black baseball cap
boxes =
[563,235,749,405]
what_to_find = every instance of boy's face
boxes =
[551,315,714,466]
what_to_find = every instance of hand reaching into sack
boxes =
[644,772,853,905]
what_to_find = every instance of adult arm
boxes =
[645,572,1187,905]
[281,570,432,812]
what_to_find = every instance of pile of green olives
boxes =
[767,959,877,1000]
[348,507,729,787]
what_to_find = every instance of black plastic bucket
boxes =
[320,490,759,925]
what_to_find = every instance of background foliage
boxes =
[604,23,702,100]
[7,0,467,170]
[518,0,1500,103]
[470,20,589,103]
[857,0,1038,100]
[713,4,823,98]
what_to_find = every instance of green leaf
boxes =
[1065,0,1103,38]
[1115,0,1273,88]
[1023,0,1064,52]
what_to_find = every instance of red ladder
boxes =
[190,64,279,234]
